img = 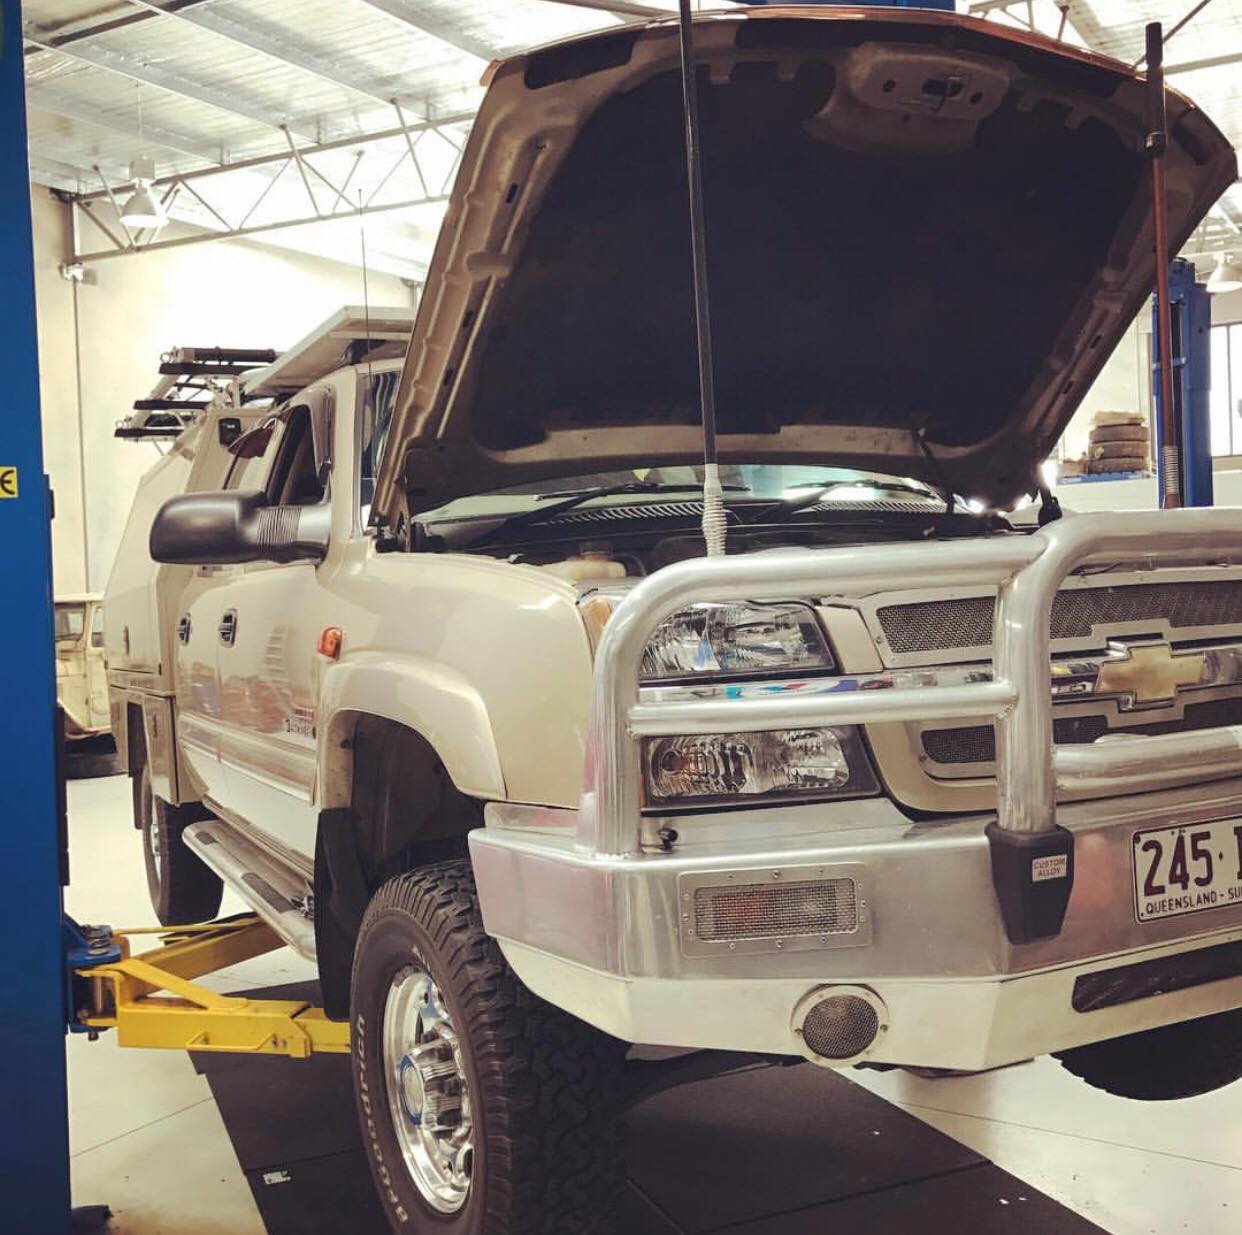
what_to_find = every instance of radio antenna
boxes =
[676,0,726,556]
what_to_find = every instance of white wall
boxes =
[31,188,415,593]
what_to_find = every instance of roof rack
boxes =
[243,306,416,398]
[115,345,278,440]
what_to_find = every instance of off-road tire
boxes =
[1055,1009,1242,1100]
[351,860,626,1235]
[137,765,223,926]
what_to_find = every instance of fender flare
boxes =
[317,653,506,805]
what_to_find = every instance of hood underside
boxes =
[374,7,1235,525]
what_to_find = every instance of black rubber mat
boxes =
[194,984,1109,1235]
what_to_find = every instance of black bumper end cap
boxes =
[986,822,1075,945]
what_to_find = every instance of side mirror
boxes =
[149,490,330,566]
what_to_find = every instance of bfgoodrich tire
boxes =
[351,860,626,1235]
[1055,1009,1242,1100]
[137,765,223,926]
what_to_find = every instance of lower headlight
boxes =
[643,726,878,808]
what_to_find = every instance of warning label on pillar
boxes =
[0,467,17,499]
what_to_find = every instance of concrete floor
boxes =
[65,774,1242,1235]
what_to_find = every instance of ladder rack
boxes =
[115,345,278,440]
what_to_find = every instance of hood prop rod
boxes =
[676,0,726,556]
[1146,20,1181,511]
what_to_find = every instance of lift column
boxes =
[0,1,72,1230]
[1153,258,1215,507]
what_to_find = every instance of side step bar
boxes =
[184,819,317,961]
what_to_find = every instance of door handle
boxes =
[218,610,238,647]
[177,613,192,645]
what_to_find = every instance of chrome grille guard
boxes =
[581,510,1242,880]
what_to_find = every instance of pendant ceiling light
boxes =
[120,155,166,230]
[1206,251,1242,295]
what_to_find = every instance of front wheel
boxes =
[350,860,626,1234]
[1055,1008,1242,1100]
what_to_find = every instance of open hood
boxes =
[374,7,1235,526]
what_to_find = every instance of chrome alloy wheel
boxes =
[146,785,163,883]
[382,964,474,1213]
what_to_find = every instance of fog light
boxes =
[792,986,887,1066]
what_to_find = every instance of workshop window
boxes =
[1209,322,1242,457]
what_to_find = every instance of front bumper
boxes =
[469,779,1242,1071]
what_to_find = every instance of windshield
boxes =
[55,604,86,646]
[415,465,938,525]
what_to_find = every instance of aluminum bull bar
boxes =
[581,508,1242,943]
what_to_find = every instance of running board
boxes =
[184,819,317,961]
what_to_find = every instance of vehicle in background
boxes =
[56,594,109,742]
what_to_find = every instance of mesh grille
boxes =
[801,995,880,1060]
[878,581,1242,655]
[547,496,939,527]
[922,697,1242,768]
[549,500,705,525]
[803,498,940,515]
[693,879,857,942]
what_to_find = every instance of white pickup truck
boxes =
[106,10,1242,1235]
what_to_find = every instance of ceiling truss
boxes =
[64,103,470,273]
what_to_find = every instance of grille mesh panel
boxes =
[879,581,1242,655]
[801,995,880,1060]
[694,879,857,942]
[547,496,940,527]
[922,697,1242,767]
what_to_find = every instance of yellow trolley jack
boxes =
[65,913,348,1059]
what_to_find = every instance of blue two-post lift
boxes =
[0,0,73,1231]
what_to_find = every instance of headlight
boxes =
[641,601,834,681]
[643,725,877,808]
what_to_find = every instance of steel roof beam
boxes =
[351,0,500,61]
[24,0,232,48]
[122,1,401,108]
[68,107,476,204]
[1166,48,1242,75]
[23,30,321,142]
[72,190,448,265]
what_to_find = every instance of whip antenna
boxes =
[676,0,726,556]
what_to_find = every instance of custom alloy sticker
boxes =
[1032,854,1069,882]
[0,466,17,498]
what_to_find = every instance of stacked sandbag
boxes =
[1088,411,1150,475]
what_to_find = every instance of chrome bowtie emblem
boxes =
[1094,640,1207,708]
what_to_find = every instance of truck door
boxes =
[209,392,331,857]
[173,570,237,802]
[173,413,285,807]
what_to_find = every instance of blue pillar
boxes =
[1153,259,1214,507]
[0,1,72,1230]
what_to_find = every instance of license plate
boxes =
[1132,819,1242,923]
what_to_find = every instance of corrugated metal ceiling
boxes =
[21,1,1242,279]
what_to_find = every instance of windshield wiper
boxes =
[752,478,941,523]
[466,482,748,547]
